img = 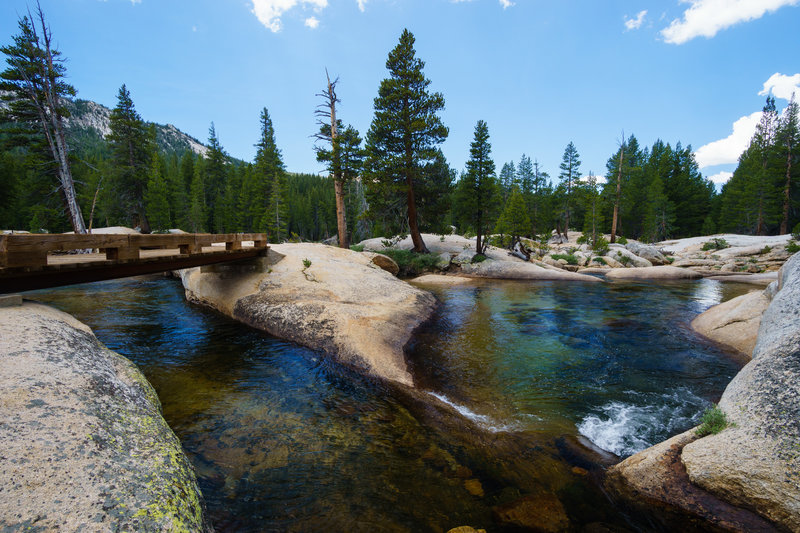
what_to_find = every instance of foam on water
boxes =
[577,388,708,457]
[427,392,519,433]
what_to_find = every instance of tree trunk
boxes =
[334,179,348,248]
[781,140,793,235]
[407,173,428,253]
[611,142,624,244]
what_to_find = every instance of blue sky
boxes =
[2,0,799,186]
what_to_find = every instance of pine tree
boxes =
[530,159,550,235]
[364,29,448,253]
[417,149,455,234]
[496,185,531,252]
[144,153,171,231]
[107,85,155,232]
[751,97,780,235]
[499,161,516,202]
[249,109,284,232]
[0,6,86,233]
[188,157,206,233]
[777,93,800,234]
[264,171,288,242]
[455,120,499,254]
[641,174,675,242]
[582,172,602,246]
[203,122,229,232]
[558,142,581,239]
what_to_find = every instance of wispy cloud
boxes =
[251,0,328,32]
[759,72,800,101]
[706,171,734,185]
[357,0,367,12]
[304,16,320,28]
[695,111,762,168]
[661,0,799,45]
[499,0,514,8]
[624,10,647,30]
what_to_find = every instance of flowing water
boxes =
[30,275,754,532]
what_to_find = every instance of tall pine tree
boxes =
[455,120,499,254]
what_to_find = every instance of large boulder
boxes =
[691,290,770,357]
[459,259,602,282]
[181,243,437,387]
[0,303,210,532]
[605,265,703,280]
[607,245,653,268]
[681,252,800,530]
[625,241,668,265]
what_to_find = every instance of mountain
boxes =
[64,98,208,157]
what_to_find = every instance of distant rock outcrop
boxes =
[0,303,210,532]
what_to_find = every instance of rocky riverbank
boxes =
[0,302,211,532]
[607,251,800,531]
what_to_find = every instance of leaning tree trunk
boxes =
[610,143,624,244]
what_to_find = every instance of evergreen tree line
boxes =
[2,12,798,248]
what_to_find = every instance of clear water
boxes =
[29,276,753,532]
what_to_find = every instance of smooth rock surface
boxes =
[682,252,800,531]
[605,265,703,280]
[362,251,400,276]
[706,272,778,286]
[625,241,668,265]
[181,243,437,386]
[691,290,769,357]
[459,259,602,282]
[0,303,210,532]
[409,274,474,286]
[607,245,653,268]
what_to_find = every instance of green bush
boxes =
[616,235,628,245]
[696,405,731,437]
[349,244,365,252]
[379,249,441,277]
[302,258,312,269]
[592,236,610,255]
[666,256,675,264]
[472,254,488,263]
[551,253,578,265]
[616,251,632,266]
[792,222,800,240]
[760,245,772,254]
[702,238,730,251]
[787,241,800,254]
[576,234,589,245]
[592,257,606,265]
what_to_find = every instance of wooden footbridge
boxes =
[0,232,268,294]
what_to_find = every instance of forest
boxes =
[1,11,799,250]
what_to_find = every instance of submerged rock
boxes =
[181,243,437,387]
[0,303,210,532]
[459,259,602,282]
[491,494,570,533]
[691,289,769,357]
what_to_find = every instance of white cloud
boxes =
[759,72,800,101]
[500,0,514,8]
[251,0,328,32]
[304,16,320,28]
[624,10,647,30]
[694,111,762,168]
[707,171,734,184]
[357,0,367,11]
[661,0,799,45]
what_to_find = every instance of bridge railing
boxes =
[0,233,268,269]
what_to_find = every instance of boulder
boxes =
[605,266,702,280]
[607,245,653,268]
[447,527,487,533]
[181,243,437,387]
[459,259,602,282]
[409,274,473,286]
[452,249,477,265]
[363,251,400,276]
[682,252,800,531]
[671,258,718,268]
[625,241,668,265]
[706,272,778,286]
[436,252,453,270]
[0,303,211,532]
[691,290,769,357]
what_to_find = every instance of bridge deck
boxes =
[0,232,268,294]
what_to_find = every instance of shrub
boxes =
[616,251,632,266]
[576,234,589,245]
[696,405,731,437]
[592,257,606,265]
[350,244,365,252]
[616,235,628,245]
[666,256,675,264]
[379,249,441,277]
[787,241,800,254]
[302,258,312,269]
[592,236,610,255]
[792,222,800,240]
[472,254,488,263]
[551,253,578,265]
[760,245,772,254]
[702,238,729,251]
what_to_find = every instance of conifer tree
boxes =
[777,93,800,234]
[582,172,602,247]
[529,159,550,235]
[641,174,675,242]
[203,122,229,232]
[364,29,448,253]
[558,142,581,239]
[108,85,155,232]
[144,153,171,231]
[499,161,516,202]
[417,149,455,234]
[0,6,86,233]
[188,157,206,232]
[248,109,284,233]
[455,120,499,254]
[496,185,531,252]
[264,171,288,242]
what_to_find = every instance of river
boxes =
[30,275,753,532]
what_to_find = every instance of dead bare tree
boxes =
[610,130,624,244]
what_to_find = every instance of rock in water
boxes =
[459,259,601,282]
[691,290,769,357]
[0,303,211,532]
[181,243,437,387]
[492,494,570,532]
[682,252,800,530]
[604,265,702,280]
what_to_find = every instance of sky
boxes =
[2,0,799,187]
